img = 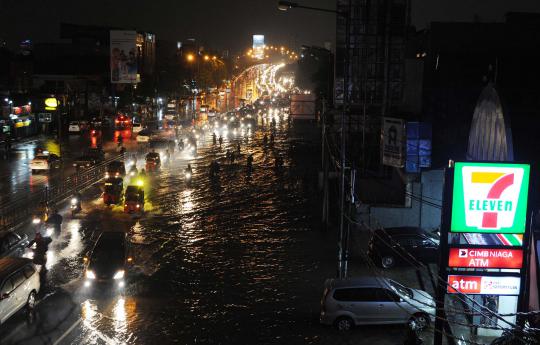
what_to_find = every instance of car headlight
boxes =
[113,270,125,280]
[185,172,191,179]
[32,218,40,224]
[86,270,96,279]
[71,198,78,204]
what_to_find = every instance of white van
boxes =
[0,257,40,324]
[320,277,435,331]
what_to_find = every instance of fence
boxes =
[0,154,124,232]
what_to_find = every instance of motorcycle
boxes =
[71,197,82,216]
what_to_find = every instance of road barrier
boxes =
[0,154,124,232]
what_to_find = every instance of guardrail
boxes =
[0,154,124,232]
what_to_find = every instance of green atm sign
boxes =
[451,162,530,234]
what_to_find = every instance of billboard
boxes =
[447,275,520,295]
[448,247,523,269]
[253,35,264,59]
[381,117,405,168]
[110,30,138,83]
[290,94,316,120]
[451,162,530,233]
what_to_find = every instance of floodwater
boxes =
[0,110,342,345]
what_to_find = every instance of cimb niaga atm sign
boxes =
[451,162,530,234]
[448,248,523,269]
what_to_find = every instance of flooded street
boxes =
[0,112,345,345]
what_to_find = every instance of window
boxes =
[23,265,36,279]
[375,288,400,302]
[10,272,26,289]
[333,288,377,302]
[7,233,20,247]
[0,240,8,255]
[0,279,13,295]
[395,235,423,248]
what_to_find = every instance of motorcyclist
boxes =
[263,133,268,146]
[230,151,235,164]
[47,209,63,232]
[270,132,275,144]
[226,150,231,162]
[178,139,185,151]
[212,133,217,145]
[139,168,146,177]
[129,164,138,176]
[165,149,171,162]
[236,142,241,154]
[119,146,126,155]
[117,135,123,145]
[28,232,52,266]
[218,136,223,147]
[274,155,284,169]
[73,191,82,208]
[247,154,253,172]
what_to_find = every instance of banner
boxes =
[448,247,523,269]
[110,30,138,83]
[447,275,520,295]
[382,117,405,168]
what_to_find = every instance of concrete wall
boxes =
[368,169,443,230]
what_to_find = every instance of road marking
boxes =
[52,317,82,345]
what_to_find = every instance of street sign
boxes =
[381,117,405,168]
[451,162,530,233]
[447,275,520,295]
[448,247,523,269]
[38,113,52,123]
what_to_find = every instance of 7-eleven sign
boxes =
[451,162,530,233]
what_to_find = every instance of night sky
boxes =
[1,0,540,52]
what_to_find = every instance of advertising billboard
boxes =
[451,162,530,233]
[447,275,520,295]
[110,30,138,83]
[382,117,405,168]
[448,248,523,269]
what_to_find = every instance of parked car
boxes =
[320,277,435,331]
[68,121,81,133]
[0,232,29,259]
[30,152,61,174]
[0,257,40,324]
[367,227,440,269]
[83,231,131,290]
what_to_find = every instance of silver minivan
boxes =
[320,277,435,331]
[0,257,40,324]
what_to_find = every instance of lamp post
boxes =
[278,0,351,279]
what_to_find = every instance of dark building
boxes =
[419,13,540,169]
[336,0,411,172]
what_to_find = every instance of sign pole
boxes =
[434,161,455,345]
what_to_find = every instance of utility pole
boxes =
[337,0,351,279]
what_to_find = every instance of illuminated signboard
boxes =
[451,162,530,233]
[447,275,520,295]
[44,97,58,110]
[448,248,523,269]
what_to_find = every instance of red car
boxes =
[115,114,132,129]
[103,177,123,205]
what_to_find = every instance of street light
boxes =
[277,0,351,280]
